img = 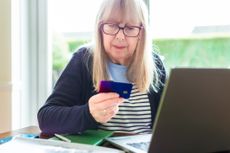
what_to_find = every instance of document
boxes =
[0,137,124,153]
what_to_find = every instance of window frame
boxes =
[12,0,51,129]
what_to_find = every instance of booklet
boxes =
[51,129,114,145]
[0,137,124,153]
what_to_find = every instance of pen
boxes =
[54,134,71,143]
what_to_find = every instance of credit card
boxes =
[99,80,133,99]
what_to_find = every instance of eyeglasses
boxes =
[100,23,143,37]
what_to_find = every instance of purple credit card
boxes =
[99,80,133,99]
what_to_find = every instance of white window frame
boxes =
[12,0,51,129]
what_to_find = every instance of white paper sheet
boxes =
[0,137,124,153]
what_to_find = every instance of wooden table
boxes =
[0,126,40,139]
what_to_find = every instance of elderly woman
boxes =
[38,0,166,135]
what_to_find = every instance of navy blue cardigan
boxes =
[37,47,166,135]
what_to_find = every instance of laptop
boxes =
[106,68,230,153]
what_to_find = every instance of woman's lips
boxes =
[113,45,126,49]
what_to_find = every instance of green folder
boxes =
[51,129,114,146]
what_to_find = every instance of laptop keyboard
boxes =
[127,141,150,151]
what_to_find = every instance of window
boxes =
[150,0,230,70]
[151,0,230,38]
[49,0,104,84]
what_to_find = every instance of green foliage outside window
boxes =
[52,36,230,83]
[52,34,70,72]
[153,36,230,71]
[68,39,90,53]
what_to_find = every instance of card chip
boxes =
[123,91,128,94]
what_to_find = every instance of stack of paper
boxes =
[0,137,124,153]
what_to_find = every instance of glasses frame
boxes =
[100,22,143,37]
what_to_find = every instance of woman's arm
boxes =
[37,48,98,135]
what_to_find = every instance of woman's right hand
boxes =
[88,93,124,123]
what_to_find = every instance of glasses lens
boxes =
[102,23,118,35]
[124,26,140,37]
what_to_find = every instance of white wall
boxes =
[0,0,12,133]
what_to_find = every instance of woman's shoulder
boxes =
[152,51,167,86]
[152,51,165,69]
[73,45,93,58]
[70,45,93,72]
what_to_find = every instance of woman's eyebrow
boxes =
[103,19,140,26]
[125,23,141,27]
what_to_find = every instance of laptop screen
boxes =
[149,68,230,153]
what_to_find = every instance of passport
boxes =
[51,129,114,146]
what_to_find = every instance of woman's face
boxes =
[101,22,142,66]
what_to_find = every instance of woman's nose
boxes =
[115,29,125,41]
